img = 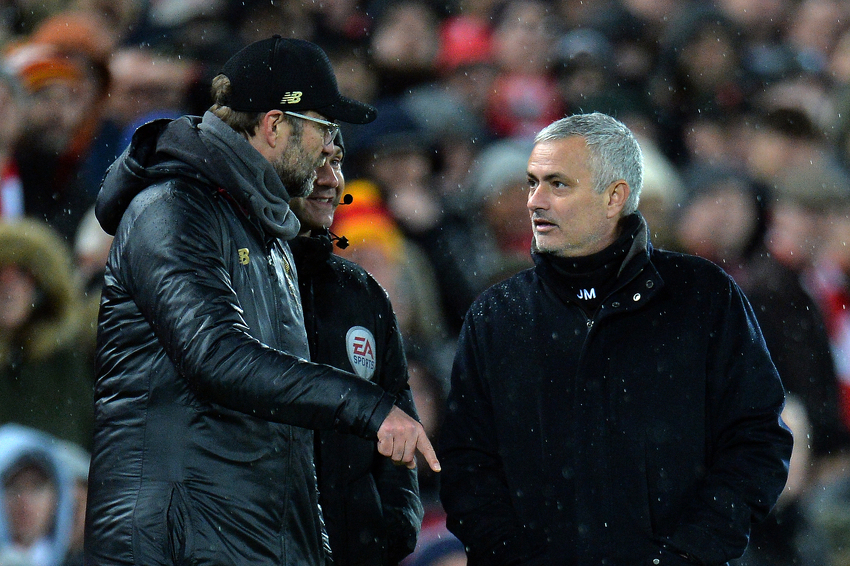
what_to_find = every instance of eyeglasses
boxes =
[284,111,340,146]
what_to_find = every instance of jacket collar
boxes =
[96,113,303,241]
[533,213,664,315]
[289,228,335,276]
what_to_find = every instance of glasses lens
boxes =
[286,112,337,145]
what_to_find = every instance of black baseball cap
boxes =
[220,36,377,125]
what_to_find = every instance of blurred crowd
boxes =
[3,0,850,564]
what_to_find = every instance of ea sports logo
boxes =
[346,326,376,380]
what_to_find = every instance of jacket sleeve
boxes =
[663,279,794,565]
[439,314,539,566]
[373,303,424,563]
[113,185,394,439]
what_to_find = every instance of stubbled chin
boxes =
[533,233,559,253]
[305,201,334,223]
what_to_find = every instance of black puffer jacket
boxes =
[84,113,395,566]
[291,232,423,565]
[439,214,793,566]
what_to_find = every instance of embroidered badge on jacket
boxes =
[346,326,376,380]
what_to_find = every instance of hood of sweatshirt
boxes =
[95,111,301,240]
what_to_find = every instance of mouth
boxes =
[532,217,558,232]
[307,195,335,205]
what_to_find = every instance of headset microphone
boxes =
[329,230,349,249]
[330,194,352,248]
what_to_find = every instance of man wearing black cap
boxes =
[289,134,423,565]
[83,36,439,566]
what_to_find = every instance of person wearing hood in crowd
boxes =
[0,424,77,566]
[289,132,423,565]
[0,219,92,450]
[438,112,792,565]
[84,36,439,566]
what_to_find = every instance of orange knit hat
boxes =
[4,43,84,93]
[330,179,404,261]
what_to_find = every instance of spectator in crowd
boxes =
[0,424,77,566]
[458,137,535,291]
[788,162,850,454]
[485,0,564,138]
[72,0,149,45]
[25,10,119,197]
[0,69,24,222]
[742,106,838,188]
[405,353,449,506]
[52,442,87,566]
[0,219,92,450]
[401,353,459,566]
[84,36,438,566]
[104,46,199,151]
[3,11,117,242]
[439,112,792,564]
[289,132,424,565]
[651,6,754,164]
[352,103,480,332]
[633,133,685,251]
[369,1,440,99]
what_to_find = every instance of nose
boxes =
[314,160,339,190]
[527,185,547,213]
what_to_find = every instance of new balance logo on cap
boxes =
[280,91,302,104]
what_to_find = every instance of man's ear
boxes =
[606,180,630,219]
[249,111,285,158]
[260,110,284,148]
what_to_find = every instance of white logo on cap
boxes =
[346,326,376,381]
[280,91,302,104]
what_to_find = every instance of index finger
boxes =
[416,431,441,472]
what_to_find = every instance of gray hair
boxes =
[534,112,643,214]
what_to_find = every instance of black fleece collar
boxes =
[533,214,645,315]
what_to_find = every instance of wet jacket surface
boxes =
[84,113,395,566]
[439,215,793,566]
[291,232,423,566]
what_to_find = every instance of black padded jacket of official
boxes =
[84,114,395,566]
[291,232,424,565]
[439,214,794,566]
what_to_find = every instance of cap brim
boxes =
[319,94,377,125]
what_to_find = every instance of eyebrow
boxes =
[529,171,574,184]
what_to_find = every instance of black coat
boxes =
[291,232,423,565]
[439,216,793,566]
[84,115,395,566]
